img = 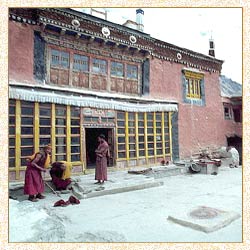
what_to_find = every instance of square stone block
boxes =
[167,206,241,233]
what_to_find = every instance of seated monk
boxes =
[50,161,72,191]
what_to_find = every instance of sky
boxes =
[75,8,242,84]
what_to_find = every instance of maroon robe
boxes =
[24,152,46,195]
[50,163,71,190]
[95,140,109,181]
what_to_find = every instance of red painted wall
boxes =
[149,58,230,158]
[9,22,35,83]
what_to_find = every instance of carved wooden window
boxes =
[73,54,89,72]
[111,61,124,77]
[92,58,107,74]
[223,103,233,120]
[184,71,203,99]
[127,64,138,79]
[51,49,69,68]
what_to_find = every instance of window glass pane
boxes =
[129,151,136,157]
[21,147,34,156]
[71,137,80,144]
[139,150,145,156]
[117,121,125,127]
[139,144,144,149]
[157,149,163,155]
[147,128,153,134]
[40,127,51,135]
[128,128,135,134]
[118,144,125,150]
[129,144,136,150]
[71,107,81,117]
[73,54,88,72]
[21,107,33,115]
[118,137,125,143]
[21,158,28,166]
[40,138,51,146]
[92,58,107,74]
[118,128,125,134]
[71,119,80,126]
[21,127,33,135]
[40,108,51,116]
[111,61,124,77]
[138,128,144,134]
[9,116,15,124]
[56,137,66,145]
[9,138,15,147]
[9,148,15,157]
[138,113,144,120]
[139,136,144,142]
[21,138,33,146]
[118,152,126,158]
[127,64,138,79]
[71,154,80,162]
[56,118,66,126]
[156,128,161,133]
[147,113,153,120]
[129,137,135,143]
[9,126,15,135]
[56,128,66,134]
[156,113,161,121]
[51,49,60,66]
[40,118,51,126]
[71,146,80,153]
[148,150,154,156]
[9,106,15,115]
[56,107,66,116]
[148,143,154,149]
[56,155,66,161]
[9,158,15,168]
[117,112,125,120]
[56,146,66,154]
[71,127,80,134]
[21,117,33,125]
[61,51,70,68]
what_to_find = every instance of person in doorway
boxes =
[95,134,110,184]
[50,161,72,190]
[226,146,240,168]
[24,144,52,202]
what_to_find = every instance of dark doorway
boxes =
[227,136,242,165]
[85,128,114,169]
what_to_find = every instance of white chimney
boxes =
[208,38,215,57]
[136,9,144,31]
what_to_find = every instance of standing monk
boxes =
[95,134,110,184]
[24,144,52,202]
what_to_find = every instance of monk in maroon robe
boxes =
[50,161,72,190]
[95,134,110,184]
[24,145,52,202]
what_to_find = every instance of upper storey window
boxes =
[92,58,107,74]
[73,54,89,72]
[182,70,205,106]
[51,49,69,68]
[127,64,138,79]
[111,62,124,77]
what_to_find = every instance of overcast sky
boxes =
[75,8,242,84]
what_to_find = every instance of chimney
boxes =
[136,9,144,31]
[209,38,215,57]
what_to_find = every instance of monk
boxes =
[24,144,52,202]
[95,134,110,184]
[50,161,72,190]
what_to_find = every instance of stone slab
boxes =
[167,206,241,233]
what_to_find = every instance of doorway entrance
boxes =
[85,128,114,169]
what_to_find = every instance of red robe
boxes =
[95,141,109,181]
[24,152,46,195]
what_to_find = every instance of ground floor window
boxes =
[116,111,171,161]
[8,100,82,179]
